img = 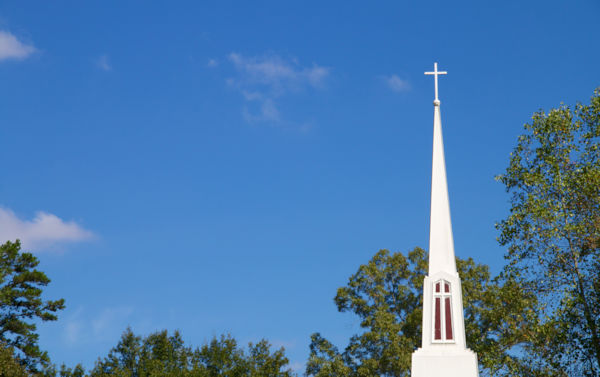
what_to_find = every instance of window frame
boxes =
[431,279,455,344]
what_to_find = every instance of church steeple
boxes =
[426,63,457,276]
[411,63,480,377]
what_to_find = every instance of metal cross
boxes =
[424,62,447,102]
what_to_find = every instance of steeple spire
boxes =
[412,63,479,377]
[425,62,456,276]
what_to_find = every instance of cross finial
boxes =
[424,62,447,105]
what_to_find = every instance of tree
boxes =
[0,342,32,377]
[41,363,86,377]
[87,328,295,377]
[496,89,600,376]
[306,248,543,377]
[0,240,65,372]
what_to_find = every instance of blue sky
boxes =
[0,0,599,372]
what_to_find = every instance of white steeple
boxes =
[426,63,457,276]
[411,63,479,377]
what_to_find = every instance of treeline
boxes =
[2,329,292,377]
[1,90,599,376]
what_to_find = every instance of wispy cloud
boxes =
[383,74,410,92]
[65,320,83,345]
[226,52,329,127]
[228,53,328,92]
[63,306,134,346]
[0,31,36,61]
[207,58,218,67]
[242,98,281,123]
[92,307,134,337]
[64,307,85,345]
[0,208,94,252]
[96,54,111,71]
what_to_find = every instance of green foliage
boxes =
[0,240,65,372]
[41,363,86,377]
[306,248,540,377]
[86,328,294,377]
[497,89,600,376]
[0,342,32,377]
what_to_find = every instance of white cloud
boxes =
[64,319,84,345]
[96,54,111,71]
[241,90,263,101]
[0,208,94,252]
[62,306,134,346]
[92,307,134,337]
[228,52,328,92]
[0,31,36,61]
[305,66,329,88]
[384,74,410,92]
[243,98,281,124]
[207,58,218,67]
[226,53,329,126]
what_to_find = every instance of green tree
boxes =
[0,240,65,372]
[41,363,86,377]
[306,248,543,377]
[0,342,32,377]
[87,328,295,377]
[497,89,600,376]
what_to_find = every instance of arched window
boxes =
[433,280,454,342]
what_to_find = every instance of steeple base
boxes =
[411,348,479,377]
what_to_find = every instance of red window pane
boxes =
[434,298,441,340]
[445,297,453,340]
[444,282,450,293]
[435,282,440,293]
